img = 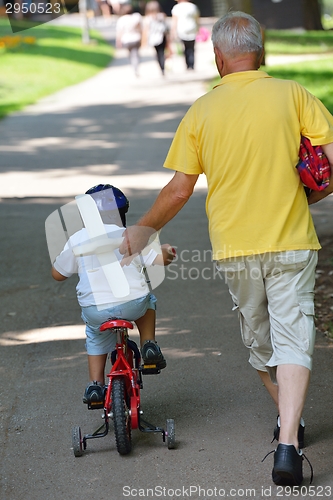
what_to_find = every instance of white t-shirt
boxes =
[116,12,142,45]
[53,225,157,307]
[171,2,199,41]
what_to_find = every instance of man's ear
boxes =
[214,46,223,75]
[258,48,265,68]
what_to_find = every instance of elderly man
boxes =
[121,11,333,485]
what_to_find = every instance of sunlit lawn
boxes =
[265,30,333,113]
[265,29,333,54]
[266,58,333,113]
[0,17,114,119]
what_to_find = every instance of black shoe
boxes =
[272,415,305,449]
[83,381,105,409]
[141,341,166,370]
[272,444,304,486]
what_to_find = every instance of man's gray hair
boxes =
[211,11,263,58]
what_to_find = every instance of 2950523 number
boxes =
[277,485,332,496]
[5,3,61,15]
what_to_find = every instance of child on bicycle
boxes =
[51,184,175,408]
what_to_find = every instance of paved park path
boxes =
[0,15,332,500]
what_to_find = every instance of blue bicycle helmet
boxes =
[85,184,129,226]
[85,184,129,213]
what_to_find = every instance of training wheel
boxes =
[72,426,84,457]
[166,419,175,449]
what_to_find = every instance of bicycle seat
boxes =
[100,319,134,331]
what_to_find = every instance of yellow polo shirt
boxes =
[164,71,333,259]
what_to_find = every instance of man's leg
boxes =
[257,369,278,408]
[218,257,274,402]
[276,364,310,449]
[265,250,317,450]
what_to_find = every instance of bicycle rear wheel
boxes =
[112,377,132,455]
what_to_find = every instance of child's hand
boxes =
[120,226,155,265]
[161,244,176,265]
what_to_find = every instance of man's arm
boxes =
[120,171,199,259]
[308,142,333,205]
[139,171,198,229]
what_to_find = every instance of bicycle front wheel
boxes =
[112,377,132,455]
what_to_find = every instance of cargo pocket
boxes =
[228,289,256,349]
[217,260,255,348]
[298,291,315,352]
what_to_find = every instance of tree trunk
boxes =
[211,0,251,17]
[303,0,323,30]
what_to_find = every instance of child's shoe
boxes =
[141,340,166,370]
[82,381,105,409]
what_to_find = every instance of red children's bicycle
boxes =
[72,319,175,456]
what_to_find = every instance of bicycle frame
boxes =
[103,319,141,430]
[80,319,168,453]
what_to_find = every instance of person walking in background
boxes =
[144,1,170,76]
[116,4,143,77]
[95,0,112,18]
[171,0,199,70]
[110,0,130,15]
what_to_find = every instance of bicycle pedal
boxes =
[87,401,105,410]
[141,365,161,375]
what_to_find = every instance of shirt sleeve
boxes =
[299,86,333,146]
[163,110,204,175]
[53,239,78,278]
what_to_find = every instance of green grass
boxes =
[266,58,333,114]
[211,30,333,114]
[0,17,114,119]
[264,30,333,113]
[265,29,333,54]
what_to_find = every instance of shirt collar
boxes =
[213,70,271,89]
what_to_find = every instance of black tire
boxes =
[112,377,132,455]
[72,426,83,457]
[166,419,175,449]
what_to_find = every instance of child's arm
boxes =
[51,238,77,282]
[51,266,68,282]
[153,244,176,266]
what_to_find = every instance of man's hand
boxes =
[119,225,156,265]
[119,171,198,264]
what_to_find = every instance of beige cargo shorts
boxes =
[217,250,318,383]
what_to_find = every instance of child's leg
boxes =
[134,308,156,347]
[135,307,166,369]
[88,354,108,384]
